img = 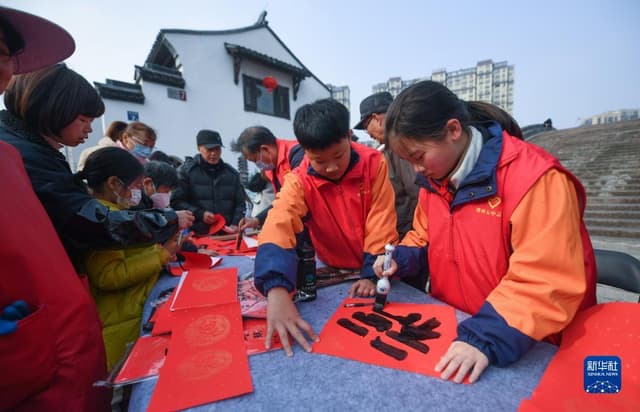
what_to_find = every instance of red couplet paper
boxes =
[115,335,170,385]
[313,299,458,379]
[147,303,253,411]
[170,268,238,311]
[168,251,217,276]
[152,291,177,336]
[243,318,282,355]
[518,302,640,412]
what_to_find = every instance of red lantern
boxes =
[262,76,278,93]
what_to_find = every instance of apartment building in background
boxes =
[372,59,514,114]
[580,109,639,126]
[327,84,350,109]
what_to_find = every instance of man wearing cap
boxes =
[172,129,247,235]
[0,6,110,411]
[355,92,423,290]
[355,92,419,240]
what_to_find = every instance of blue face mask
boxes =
[255,152,275,172]
[131,143,152,159]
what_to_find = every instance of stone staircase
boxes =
[528,120,640,242]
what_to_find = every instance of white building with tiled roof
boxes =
[80,12,331,175]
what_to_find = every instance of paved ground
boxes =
[591,236,640,303]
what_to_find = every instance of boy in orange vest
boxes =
[254,99,398,356]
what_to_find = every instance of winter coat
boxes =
[0,141,109,411]
[395,122,596,367]
[171,154,246,234]
[84,200,170,370]
[0,110,179,269]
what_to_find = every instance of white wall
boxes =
[76,25,330,173]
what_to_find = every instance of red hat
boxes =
[0,7,75,74]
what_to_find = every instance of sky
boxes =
[6,0,640,134]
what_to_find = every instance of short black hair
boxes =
[143,160,178,189]
[148,150,172,164]
[4,64,104,138]
[293,98,350,150]
[231,126,276,154]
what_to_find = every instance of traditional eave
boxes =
[224,42,310,100]
[94,79,145,104]
[135,63,185,88]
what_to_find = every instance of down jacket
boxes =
[84,200,170,370]
[171,154,246,234]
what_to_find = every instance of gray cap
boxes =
[353,92,393,129]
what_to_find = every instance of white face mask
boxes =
[150,192,171,208]
[114,179,142,209]
[129,189,142,206]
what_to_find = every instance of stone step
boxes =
[583,183,640,190]
[587,195,640,205]
[586,203,638,212]
[587,190,640,197]
[584,217,640,229]
[585,210,640,220]
[586,225,640,239]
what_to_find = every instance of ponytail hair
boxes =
[465,101,522,139]
[76,147,143,190]
[385,80,522,144]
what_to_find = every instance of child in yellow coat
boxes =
[77,147,179,370]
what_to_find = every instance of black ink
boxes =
[337,318,369,337]
[352,311,392,332]
[370,336,407,361]
[373,308,422,325]
[385,330,430,354]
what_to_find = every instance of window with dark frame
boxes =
[242,74,290,119]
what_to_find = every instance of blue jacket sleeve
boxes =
[361,252,377,280]
[456,302,537,366]
[254,242,298,295]
[393,245,428,278]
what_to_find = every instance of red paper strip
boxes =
[518,303,640,411]
[313,299,457,379]
[170,268,238,311]
[168,251,217,276]
[243,318,282,355]
[115,335,170,385]
[147,304,253,411]
[152,290,178,336]
[208,214,226,235]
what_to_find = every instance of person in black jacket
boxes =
[171,129,246,235]
[0,64,194,270]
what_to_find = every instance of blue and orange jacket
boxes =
[254,142,398,294]
[395,122,596,366]
[255,138,304,225]
[265,138,303,193]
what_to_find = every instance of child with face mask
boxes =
[133,160,180,209]
[76,147,179,370]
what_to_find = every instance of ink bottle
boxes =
[296,242,317,302]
